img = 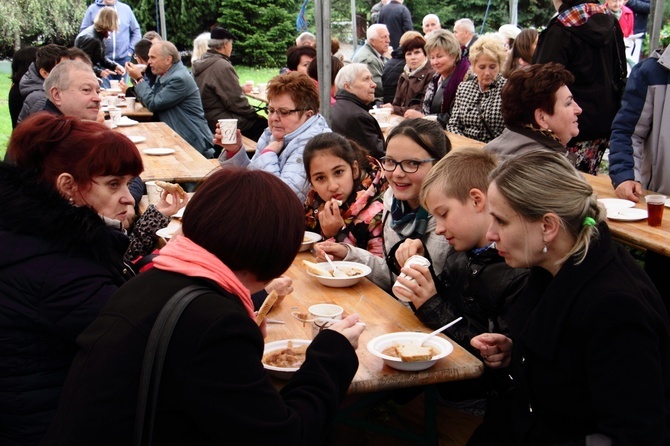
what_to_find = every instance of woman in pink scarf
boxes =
[44,168,365,445]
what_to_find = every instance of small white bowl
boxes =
[367,332,453,372]
[300,231,322,252]
[262,339,311,379]
[305,261,372,288]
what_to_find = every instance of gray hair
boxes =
[334,63,369,90]
[44,60,94,99]
[367,24,388,41]
[192,32,210,63]
[153,41,181,65]
[296,31,316,46]
[489,150,604,265]
[423,14,440,26]
[454,18,475,34]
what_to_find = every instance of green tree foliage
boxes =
[218,0,298,67]
[0,0,87,54]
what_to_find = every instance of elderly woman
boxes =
[216,71,331,202]
[533,0,626,175]
[0,113,143,445]
[404,30,469,125]
[380,32,435,117]
[502,28,538,78]
[316,118,451,292]
[42,168,365,444]
[469,150,670,445]
[330,63,385,159]
[74,8,125,79]
[484,63,582,159]
[446,34,507,143]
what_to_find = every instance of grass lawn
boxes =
[0,75,12,160]
[0,66,279,160]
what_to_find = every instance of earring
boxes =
[542,244,548,254]
[67,196,74,205]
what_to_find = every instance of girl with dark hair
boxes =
[42,168,365,445]
[315,118,452,292]
[0,113,143,445]
[303,133,387,256]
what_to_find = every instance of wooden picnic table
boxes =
[246,89,268,104]
[383,114,486,150]
[115,122,217,183]
[586,174,670,257]
[266,252,483,394]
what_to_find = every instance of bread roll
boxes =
[302,260,332,278]
[256,290,278,326]
[155,180,186,197]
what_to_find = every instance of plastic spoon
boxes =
[325,254,348,278]
[418,316,463,346]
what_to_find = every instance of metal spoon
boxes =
[418,317,463,346]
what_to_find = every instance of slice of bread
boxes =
[395,344,433,362]
[155,180,186,197]
[255,290,278,326]
[302,260,332,278]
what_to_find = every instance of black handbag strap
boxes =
[133,285,211,446]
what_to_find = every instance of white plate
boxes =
[378,122,393,130]
[116,118,139,127]
[606,208,648,221]
[299,231,322,252]
[665,199,670,209]
[172,206,186,219]
[262,339,311,379]
[367,332,454,372]
[143,148,175,156]
[156,226,179,240]
[127,135,147,144]
[598,198,635,210]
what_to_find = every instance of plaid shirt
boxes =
[558,3,609,27]
[446,74,506,143]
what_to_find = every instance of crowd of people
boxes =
[3,0,670,444]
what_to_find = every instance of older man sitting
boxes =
[42,60,103,122]
[126,40,214,157]
[193,27,267,141]
[352,24,390,103]
[330,63,385,159]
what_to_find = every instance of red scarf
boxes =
[153,236,256,320]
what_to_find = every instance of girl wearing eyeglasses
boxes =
[315,118,451,292]
[303,133,387,257]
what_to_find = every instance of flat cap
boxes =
[210,27,236,40]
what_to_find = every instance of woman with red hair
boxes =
[0,112,143,445]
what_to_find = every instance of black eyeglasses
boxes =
[380,157,436,173]
[265,107,308,118]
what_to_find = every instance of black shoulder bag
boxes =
[133,285,211,446]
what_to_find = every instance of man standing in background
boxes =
[378,0,413,50]
[80,0,141,85]
[352,24,390,102]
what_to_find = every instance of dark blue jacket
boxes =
[0,163,130,445]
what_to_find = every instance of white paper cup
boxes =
[308,304,343,338]
[125,97,136,109]
[218,119,238,144]
[108,108,123,124]
[109,80,120,89]
[392,255,431,302]
[107,95,117,108]
[145,181,163,205]
[258,83,267,92]
[370,108,392,123]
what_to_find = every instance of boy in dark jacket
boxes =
[390,148,527,441]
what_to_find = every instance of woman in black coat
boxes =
[0,113,144,446]
[74,7,125,79]
[533,0,627,175]
[469,151,670,445]
[43,168,365,445]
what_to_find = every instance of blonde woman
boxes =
[446,34,507,142]
[74,8,125,79]
[469,150,670,445]
[191,31,210,65]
